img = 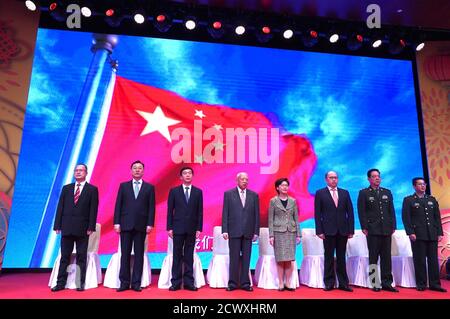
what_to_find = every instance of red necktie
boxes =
[74,184,81,204]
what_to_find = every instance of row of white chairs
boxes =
[48,225,416,290]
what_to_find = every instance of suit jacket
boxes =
[402,193,443,241]
[314,187,354,236]
[114,180,155,232]
[222,188,260,239]
[167,185,203,235]
[268,196,301,237]
[54,182,99,237]
[357,187,396,235]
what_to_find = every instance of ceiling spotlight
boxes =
[105,9,123,27]
[49,2,66,22]
[185,18,197,30]
[235,25,245,35]
[302,29,319,47]
[134,12,145,24]
[105,8,115,17]
[81,6,91,17]
[25,0,37,11]
[372,39,382,48]
[153,13,172,32]
[283,29,294,39]
[255,24,273,43]
[415,42,425,51]
[347,32,364,50]
[207,19,225,39]
[389,37,406,54]
[329,33,339,43]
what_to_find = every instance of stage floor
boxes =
[0,272,449,299]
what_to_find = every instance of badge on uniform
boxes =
[369,197,375,201]
[414,203,420,208]
[428,201,433,206]
[382,195,388,200]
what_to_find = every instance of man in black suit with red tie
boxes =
[167,167,203,291]
[51,164,99,292]
[314,171,354,292]
[222,172,260,292]
[114,160,155,292]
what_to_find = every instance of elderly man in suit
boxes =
[402,177,447,292]
[222,172,260,291]
[51,163,99,292]
[114,160,155,292]
[314,171,354,292]
[167,167,203,291]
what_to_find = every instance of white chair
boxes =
[206,226,253,288]
[346,230,370,287]
[157,236,206,289]
[299,228,325,288]
[391,230,416,287]
[254,227,299,289]
[103,235,151,288]
[48,223,102,290]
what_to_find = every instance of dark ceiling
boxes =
[172,0,450,30]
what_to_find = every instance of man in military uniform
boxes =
[402,177,447,292]
[357,168,398,292]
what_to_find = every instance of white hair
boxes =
[236,172,248,180]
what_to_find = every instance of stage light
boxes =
[153,13,172,32]
[262,26,270,34]
[347,32,364,50]
[105,9,123,27]
[388,37,406,54]
[283,29,294,39]
[25,0,37,11]
[134,12,145,24]
[105,9,114,17]
[185,18,197,30]
[415,42,425,51]
[81,7,91,17]
[256,25,273,43]
[302,29,319,47]
[207,19,225,39]
[372,39,382,48]
[329,33,339,43]
[49,2,66,22]
[235,25,245,35]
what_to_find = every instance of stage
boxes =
[0,272,448,299]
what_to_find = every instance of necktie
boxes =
[240,190,246,207]
[74,183,81,204]
[134,181,140,199]
[331,188,338,207]
[185,186,190,202]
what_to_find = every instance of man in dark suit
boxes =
[358,168,398,292]
[114,160,155,292]
[51,164,99,292]
[402,177,447,292]
[222,172,260,291]
[167,167,203,291]
[314,171,354,292]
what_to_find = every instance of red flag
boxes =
[90,76,317,254]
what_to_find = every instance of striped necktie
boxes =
[74,183,81,204]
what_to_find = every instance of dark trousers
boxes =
[367,234,393,287]
[56,234,89,288]
[228,237,252,288]
[323,234,349,287]
[411,239,441,288]
[171,233,196,288]
[119,230,146,288]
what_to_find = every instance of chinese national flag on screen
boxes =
[90,76,317,254]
